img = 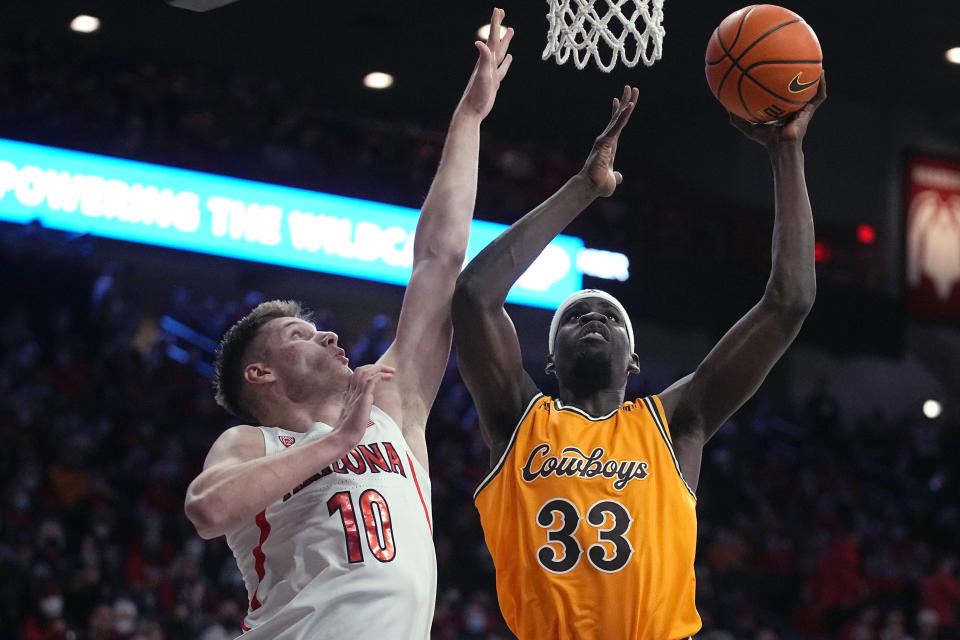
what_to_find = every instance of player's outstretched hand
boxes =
[578,85,639,197]
[459,7,514,120]
[730,71,827,148]
[333,364,395,447]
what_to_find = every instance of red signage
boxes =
[905,154,960,323]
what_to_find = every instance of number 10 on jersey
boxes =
[328,490,396,563]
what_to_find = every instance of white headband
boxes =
[548,289,634,354]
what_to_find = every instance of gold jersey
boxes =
[474,394,700,640]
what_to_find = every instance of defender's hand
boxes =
[333,364,395,448]
[730,71,827,148]
[458,7,514,120]
[578,85,639,197]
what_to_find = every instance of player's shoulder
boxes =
[524,393,555,417]
[203,424,266,469]
[219,423,265,442]
[626,395,666,417]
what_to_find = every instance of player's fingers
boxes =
[361,373,393,400]
[498,27,515,61]
[475,40,492,65]
[611,97,620,119]
[349,368,372,391]
[497,53,513,80]
[374,367,395,381]
[364,366,395,388]
[610,100,635,136]
[489,7,503,48]
[370,364,396,376]
[361,372,380,394]
[629,86,639,106]
[353,363,394,386]
[811,70,827,106]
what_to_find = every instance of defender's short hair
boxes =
[213,300,313,422]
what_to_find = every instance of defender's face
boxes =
[550,297,635,380]
[257,317,350,396]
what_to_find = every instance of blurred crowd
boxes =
[0,37,884,289]
[0,244,957,640]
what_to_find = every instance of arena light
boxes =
[477,24,509,40]
[813,240,832,264]
[363,72,394,90]
[946,47,960,65]
[923,399,942,419]
[856,223,876,244]
[70,15,100,34]
[577,248,629,281]
[0,137,605,309]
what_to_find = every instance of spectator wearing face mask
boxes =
[113,598,139,640]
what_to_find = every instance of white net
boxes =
[542,0,666,72]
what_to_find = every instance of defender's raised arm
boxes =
[372,8,514,467]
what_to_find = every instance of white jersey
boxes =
[225,405,437,639]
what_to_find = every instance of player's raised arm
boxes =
[374,8,514,461]
[659,75,828,491]
[453,86,638,460]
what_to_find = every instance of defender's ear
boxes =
[545,354,556,376]
[243,362,275,386]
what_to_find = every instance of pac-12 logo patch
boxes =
[278,435,296,448]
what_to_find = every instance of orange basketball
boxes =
[705,4,822,123]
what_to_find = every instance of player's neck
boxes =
[556,386,625,418]
[259,389,346,433]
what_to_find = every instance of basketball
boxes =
[705,4,822,123]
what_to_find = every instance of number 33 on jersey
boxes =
[474,395,702,640]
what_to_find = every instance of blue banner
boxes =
[0,138,584,308]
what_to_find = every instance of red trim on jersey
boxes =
[406,453,432,534]
[241,620,251,632]
[249,509,272,611]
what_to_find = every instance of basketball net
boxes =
[542,0,666,72]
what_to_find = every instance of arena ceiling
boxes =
[4,0,960,143]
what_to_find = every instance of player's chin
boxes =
[574,337,611,353]
[571,344,614,364]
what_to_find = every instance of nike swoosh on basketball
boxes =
[788,73,819,93]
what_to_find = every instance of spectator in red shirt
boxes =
[922,557,960,629]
